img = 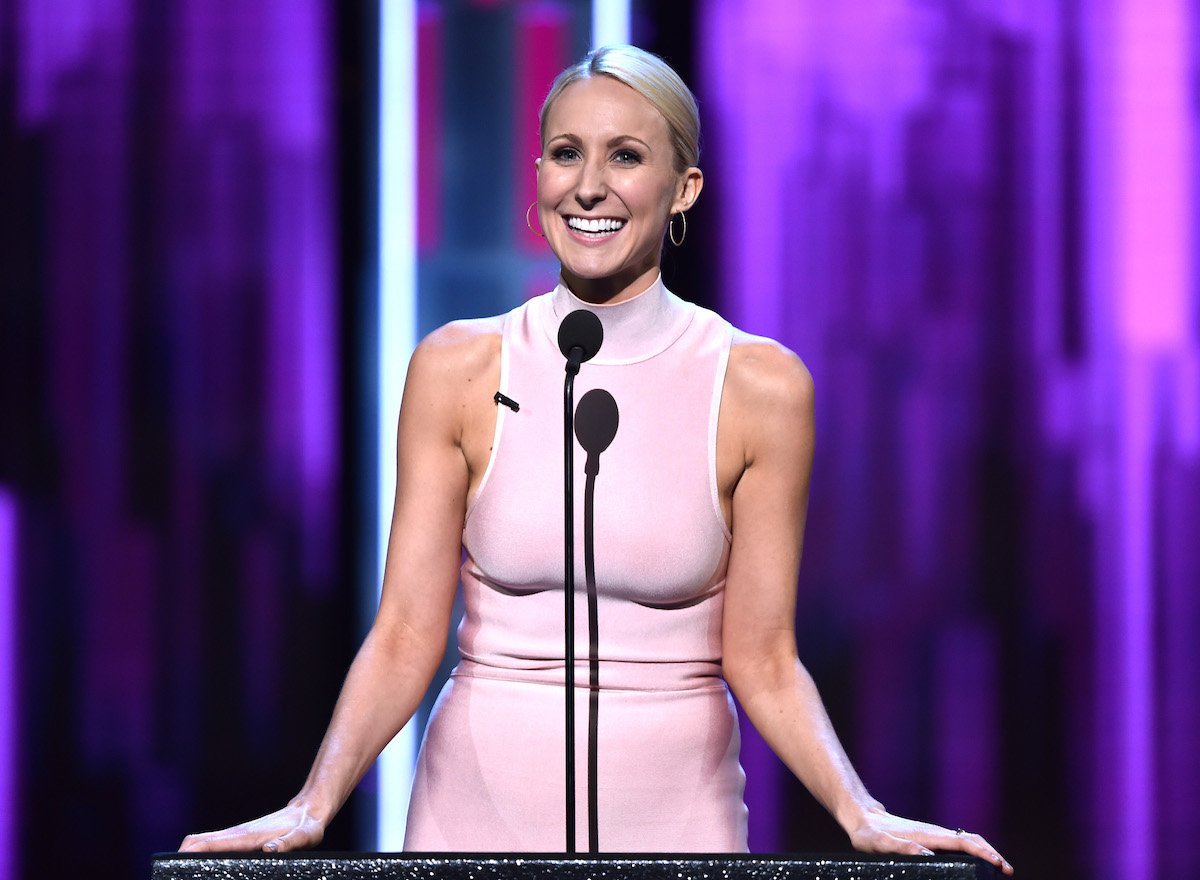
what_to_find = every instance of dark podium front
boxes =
[152,853,1003,880]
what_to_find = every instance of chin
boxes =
[559,258,625,282]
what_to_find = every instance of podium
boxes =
[152,853,1003,880]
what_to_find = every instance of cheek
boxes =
[628,176,680,216]
[537,174,568,207]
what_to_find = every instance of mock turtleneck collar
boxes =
[546,275,694,365]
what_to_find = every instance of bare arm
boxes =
[180,322,498,853]
[720,340,1012,874]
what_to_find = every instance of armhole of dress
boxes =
[708,322,734,544]
[463,314,510,527]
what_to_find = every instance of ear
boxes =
[671,167,704,214]
[535,156,542,175]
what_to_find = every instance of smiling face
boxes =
[536,75,702,304]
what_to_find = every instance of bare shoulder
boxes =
[722,330,815,477]
[726,329,814,419]
[408,315,504,380]
[398,316,504,442]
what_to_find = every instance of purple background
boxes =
[1,2,1197,880]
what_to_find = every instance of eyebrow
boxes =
[546,133,655,152]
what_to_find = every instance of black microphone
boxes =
[558,310,604,375]
[575,389,619,476]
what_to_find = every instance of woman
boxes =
[181,45,1012,872]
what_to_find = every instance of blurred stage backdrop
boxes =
[1,2,1197,879]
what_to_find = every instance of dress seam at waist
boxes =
[449,666,729,694]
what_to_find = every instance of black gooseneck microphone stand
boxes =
[557,310,603,855]
[562,354,579,854]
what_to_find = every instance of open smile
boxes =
[563,215,627,240]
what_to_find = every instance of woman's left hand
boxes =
[845,806,1014,875]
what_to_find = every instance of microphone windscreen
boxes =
[557,310,604,363]
[575,389,619,456]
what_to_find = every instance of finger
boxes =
[263,833,298,854]
[179,833,243,853]
[885,833,935,858]
[180,831,244,853]
[892,833,935,858]
[940,830,1013,875]
[179,827,271,853]
[855,830,935,858]
[264,824,319,854]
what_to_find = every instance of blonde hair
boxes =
[539,45,701,172]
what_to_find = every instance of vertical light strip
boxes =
[377,0,418,852]
[1112,0,1191,350]
[590,0,630,48]
[0,490,16,880]
[1106,2,1192,878]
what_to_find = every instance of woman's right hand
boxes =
[178,802,325,854]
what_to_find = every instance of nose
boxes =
[575,158,607,210]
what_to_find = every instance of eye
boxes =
[551,146,581,163]
[613,148,642,165]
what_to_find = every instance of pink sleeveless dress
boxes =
[403,277,748,852]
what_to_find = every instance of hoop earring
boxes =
[526,202,545,238]
[669,211,687,246]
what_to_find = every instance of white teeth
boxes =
[567,217,626,233]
